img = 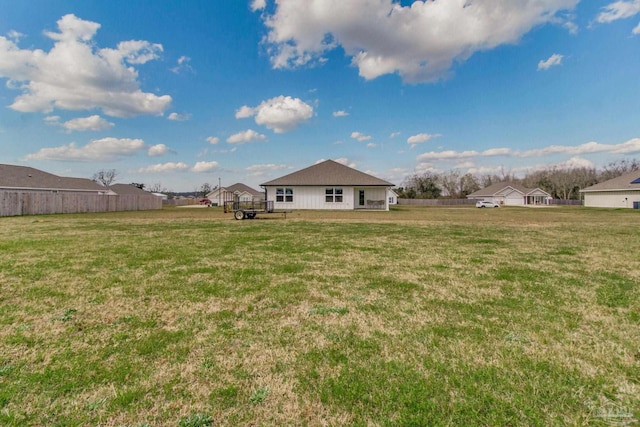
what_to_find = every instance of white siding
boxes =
[354,187,388,210]
[388,189,398,205]
[238,193,253,202]
[264,186,389,210]
[583,191,640,208]
[502,189,525,206]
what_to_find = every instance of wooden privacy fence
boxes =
[398,198,475,206]
[0,191,162,217]
[398,198,582,206]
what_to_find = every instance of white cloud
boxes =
[227,129,267,144]
[334,157,357,168]
[390,132,401,138]
[596,0,640,23]
[417,150,481,161]
[147,144,170,157]
[351,131,372,142]
[0,14,171,117]
[246,163,288,176]
[454,161,476,169]
[258,0,578,83]
[634,21,640,33]
[519,138,640,156]
[235,105,255,118]
[235,95,313,133]
[554,156,595,169]
[407,133,441,148]
[367,143,377,148]
[7,30,24,41]
[63,115,114,131]
[251,0,267,12]
[24,137,145,161]
[537,53,564,70]
[333,110,349,117]
[416,138,640,162]
[137,162,190,173]
[191,161,219,173]
[206,136,220,145]
[168,112,191,121]
[44,116,61,124]
[482,148,512,156]
[247,163,288,172]
[171,55,194,74]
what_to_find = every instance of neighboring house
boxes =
[207,183,264,206]
[388,189,399,205]
[467,182,552,206]
[0,164,109,194]
[0,164,162,216]
[580,170,640,209]
[110,184,151,196]
[261,159,395,211]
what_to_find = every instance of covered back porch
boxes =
[353,187,389,210]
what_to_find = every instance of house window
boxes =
[325,187,343,203]
[276,188,293,202]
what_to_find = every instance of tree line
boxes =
[396,159,639,200]
[92,169,216,198]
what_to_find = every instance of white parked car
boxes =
[476,200,500,208]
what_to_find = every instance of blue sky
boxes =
[1,0,639,192]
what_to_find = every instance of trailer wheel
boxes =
[234,210,245,220]
[247,213,256,219]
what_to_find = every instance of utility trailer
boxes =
[224,200,290,220]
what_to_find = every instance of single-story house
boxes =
[261,159,395,211]
[0,164,108,194]
[206,183,264,206]
[110,183,152,196]
[0,164,162,216]
[388,189,399,205]
[580,170,640,208]
[467,182,552,206]
[152,192,169,200]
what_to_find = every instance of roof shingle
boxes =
[0,164,106,192]
[580,170,640,192]
[261,160,393,187]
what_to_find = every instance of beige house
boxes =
[467,182,552,206]
[206,183,264,206]
[580,170,640,208]
[0,164,162,216]
[261,160,394,211]
[0,164,108,194]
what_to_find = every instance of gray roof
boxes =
[226,183,263,197]
[467,181,548,198]
[0,164,106,192]
[261,160,394,187]
[580,170,640,193]
[110,184,151,195]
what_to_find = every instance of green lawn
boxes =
[1,206,639,426]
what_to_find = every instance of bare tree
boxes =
[600,159,640,181]
[439,170,460,198]
[148,182,167,193]
[199,182,212,198]
[402,172,442,199]
[459,173,480,197]
[92,169,117,188]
